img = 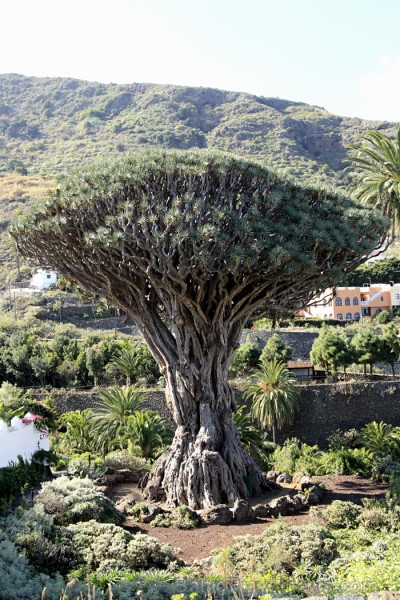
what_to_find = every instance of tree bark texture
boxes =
[142,334,267,508]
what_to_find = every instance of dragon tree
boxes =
[12,150,387,509]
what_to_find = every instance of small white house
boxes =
[30,269,58,290]
[0,413,50,468]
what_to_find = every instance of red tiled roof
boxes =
[287,361,313,368]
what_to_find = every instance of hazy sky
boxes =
[1,0,399,121]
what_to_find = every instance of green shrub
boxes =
[0,454,50,503]
[357,498,395,530]
[129,502,152,521]
[316,448,374,476]
[323,535,400,595]
[104,450,149,474]
[66,521,177,573]
[35,476,124,525]
[67,455,105,479]
[327,428,359,450]
[152,506,200,530]
[0,539,66,600]
[211,522,337,578]
[372,457,400,502]
[322,500,362,528]
[15,526,78,576]
[271,438,302,474]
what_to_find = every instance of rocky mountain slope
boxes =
[0,73,398,282]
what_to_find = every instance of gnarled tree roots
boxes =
[143,424,270,509]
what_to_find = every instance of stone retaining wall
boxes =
[47,379,400,448]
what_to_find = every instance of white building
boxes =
[30,269,58,290]
[0,414,50,468]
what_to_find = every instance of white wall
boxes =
[30,269,58,290]
[0,416,49,468]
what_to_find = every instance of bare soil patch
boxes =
[111,474,388,564]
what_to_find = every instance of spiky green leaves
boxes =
[12,150,387,322]
[346,128,400,233]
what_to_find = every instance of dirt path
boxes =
[112,474,388,564]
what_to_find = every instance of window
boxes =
[337,313,343,320]
[375,308,382,314]
[353,297,359,305]
[354,312,360,320]
[46,274,51,279]
[335,298,342,306]
[381,296,384,302]
[396,293,400,300]
[346,312,352,320]
[345,297,350,306]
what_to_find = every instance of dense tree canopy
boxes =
[12,150,387,508]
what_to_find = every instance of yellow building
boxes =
[307,283,400,321]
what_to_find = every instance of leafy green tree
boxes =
[124,410,173,461]
[373,310,392,325]
[75,350,90,386]
[56,359,79,387]
[229,336,261,378]
[310,328,353,375]
[51,334,79,362]
[351,327,382,375]
[85,343,105,386]
[13,150,387,508]
[341,257,400,286]
[260,333,292,364]
[244,359,301,443]
[30,351,55,387]
[347,128,400,232]
[380,321,400,376]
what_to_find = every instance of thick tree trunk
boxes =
[143,378,267,508]
[141,328,268,509]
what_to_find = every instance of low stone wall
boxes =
[48,379,400,448]
[276,379,400,447]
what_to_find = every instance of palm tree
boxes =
[347,128,400,232]
[358,421,397,456]
[92,385,144,453]
[232,406,268,463]
[111,345,141,386]
[123,410,173,461]
[111,343,159,385]
[60,409,96,454]
[244,359,301,444]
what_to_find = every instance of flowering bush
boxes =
[21,413,49,437]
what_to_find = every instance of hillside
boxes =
[0,73,398,282]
